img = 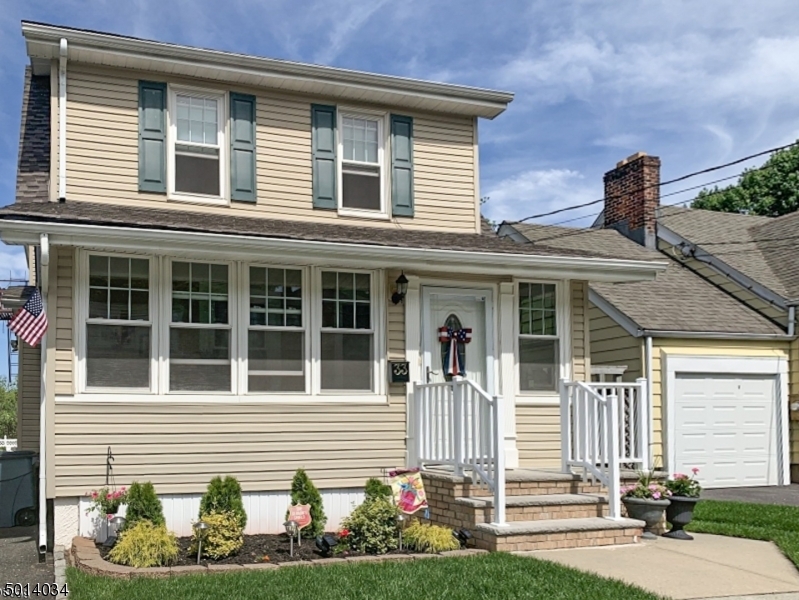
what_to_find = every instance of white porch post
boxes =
[404,276,421,466]
[498,282,519,468]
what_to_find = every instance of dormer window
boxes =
[169,89,225,202]
[340,114,384,213]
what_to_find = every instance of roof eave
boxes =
[640,329,792,341]
[21,21,514,119]
[0,218,667,283]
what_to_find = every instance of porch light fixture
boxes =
[284,520,299,557]
[391,272,409,305]
[194,520,209,564]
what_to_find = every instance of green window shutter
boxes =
[311,104,337,210]
[230,92,257,203]
[138,81,167,193]
[390,114,414,217]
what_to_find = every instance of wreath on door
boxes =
[438,314,472,380]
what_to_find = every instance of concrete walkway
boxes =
[518,533,799,599]
[702,484,799,506]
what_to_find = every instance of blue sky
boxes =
[1,1,799,376]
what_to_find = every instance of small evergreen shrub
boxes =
[199,476,247,529]
[123,481,165,530]
[340,496,399,555]
[289,469,326,538]
[364,477,392,502]
[108,521,178,568]
[403,520,460,553]
[190,511,244,559]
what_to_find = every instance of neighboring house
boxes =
[0,23,664,550]
[501,152,796,489]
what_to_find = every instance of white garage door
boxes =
[674,373,779,488]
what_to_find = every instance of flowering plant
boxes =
[664,468,702,498]
[86,486,128,519]
[621,471,671,501]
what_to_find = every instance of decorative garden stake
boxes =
[284,520,299,557]
[397,513,406,550]
[194,521,209,564]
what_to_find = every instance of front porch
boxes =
[412,377,651,550]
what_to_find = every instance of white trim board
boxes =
[663,354,790,486]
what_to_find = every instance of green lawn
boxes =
[66,553,665,600]
[688,500,799,566]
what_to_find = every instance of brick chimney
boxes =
[603,151,661,248]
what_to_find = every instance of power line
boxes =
[510,140,799,224]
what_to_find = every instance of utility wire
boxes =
[510,141,799,224]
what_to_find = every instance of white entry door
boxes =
[421,287,492,392]
[674,373,779,488]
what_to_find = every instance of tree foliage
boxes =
[199,475,247,529]
[289,468,327,538]
[0,378,17,439]
[692,143,799,216]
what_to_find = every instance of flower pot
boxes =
[622,497,670,539]
[663,496,700,540]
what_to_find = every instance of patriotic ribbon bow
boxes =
[438,326,472,376]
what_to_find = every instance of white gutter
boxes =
[789,307,795,337]
[0,219,668,283]
[38,233,49,555]
[58,38,67,201]
[640,329,794,341]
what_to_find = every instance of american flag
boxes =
[9,288,48,347]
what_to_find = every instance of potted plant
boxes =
[621,472,671,539]
[86,486,128,541]
[663,468,702,540]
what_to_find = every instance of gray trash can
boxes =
[0,451,37,527]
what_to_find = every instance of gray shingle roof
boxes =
[658,205,799,300]
[506,221,784,335]
[16,68,51,205]
[0,200,646,260]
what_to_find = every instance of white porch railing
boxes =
[1,437,18,451]
[560,378,649,520]
[412,377,506,525]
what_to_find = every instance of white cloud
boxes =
[483,168,598,225]
[0,245,28,281]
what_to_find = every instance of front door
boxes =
[421,287,492,392]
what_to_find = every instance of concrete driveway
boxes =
[702,484,799,507]
[0,527,53,588]
[519,533,799,600]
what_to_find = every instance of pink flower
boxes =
[106,493,112,500]
[91,491,98,499]
[691,468,700,475]
[673,473,686,479]
[106,513,114,520]
[653,492,661,500]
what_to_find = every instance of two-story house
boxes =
[1,22,665,552]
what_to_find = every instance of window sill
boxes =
[56,393,390,405]
[516,393,560,406]
[337,208,389,221]
[168,193,228,206]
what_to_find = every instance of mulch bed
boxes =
[98,533,420,567]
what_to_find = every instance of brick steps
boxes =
[455,493,608,523]
[473,517,644,552]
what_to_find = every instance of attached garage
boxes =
[666,356,790,489]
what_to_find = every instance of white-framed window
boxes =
[85,254,153,390]
[169,261,232,392]
[247,266,307,393]
[338,111,386,216]
[318,270,376,392]
[168,88,226,203]
[518,282,560,393]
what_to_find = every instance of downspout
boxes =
[38,233,50,555]
[58,38,67,201]
[789,306,795,337]
[645,335,654,470]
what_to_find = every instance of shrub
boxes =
[289,469,326,538]
[108,521,178,568]
[364,477,392,502]
[664,468,702,498]
[340,496,399,555]
[123,481,165,530]
[402,520,459,553]
[190,511,244,560]
[199,476,247,529]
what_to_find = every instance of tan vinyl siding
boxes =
[588,302,643,381]
[790,338,799,468]
[650,338,789,467]
[516,280,590,468]
[16,342,41,452]
[64,65,477,233]
[657,240,788,327]
[54,247,74,396]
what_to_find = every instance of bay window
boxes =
[320,271,374,392]
[518,282,559,392]
[170,261,231,392]
[86,255,151,389]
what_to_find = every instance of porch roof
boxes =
[0,201,667,282]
